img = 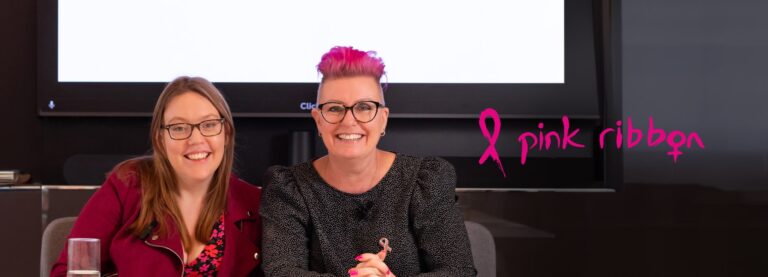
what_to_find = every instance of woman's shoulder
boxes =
[229,173,260,187]
[399,155,459,217]
[104,157,148,191]
[259,163,315,217]
[79,158,146,218]
[263,162,315,187]
[394,154,457,192]
[227,175,262,213]
[228,174,262,197]
[261,163,319,205]
[394,154,455,177]
[264,164,292,179]
[420,155,453,170]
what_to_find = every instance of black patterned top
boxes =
[184,214,225,277]
[260,154,477,276]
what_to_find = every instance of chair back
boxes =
[40,216,76,277]
[466,221,496,277]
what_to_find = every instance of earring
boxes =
[381,131,386,137]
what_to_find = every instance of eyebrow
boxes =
[165,114,220,124]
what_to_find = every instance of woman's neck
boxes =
[175,182,208,264]
[320,150,382,194]
[174,178,210,258]
[176,178,211,201]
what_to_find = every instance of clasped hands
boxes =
[348,238,395,277]
[348,249,394,277]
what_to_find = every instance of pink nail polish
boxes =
[349,269,358,276]
[387,269,391,275]
[355,255,362,261]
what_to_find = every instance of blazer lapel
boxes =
[220,182,260,276]
[144,215,185,266]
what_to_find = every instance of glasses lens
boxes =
[352,102,377,123]
[168,124,192,140]
[200,119,223,136]
[321,104,345,123]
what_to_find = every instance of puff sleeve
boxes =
[260,166,334,277]
[409,157,477,276]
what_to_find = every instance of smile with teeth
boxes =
[336,133,363,140]
[185,152,210,160]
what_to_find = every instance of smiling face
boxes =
[161,91,226,186]
[312,75,388,160]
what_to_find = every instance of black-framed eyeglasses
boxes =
[161,118,226,140]
[316,101,384,124]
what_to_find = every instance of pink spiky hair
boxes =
[317,46,386,82]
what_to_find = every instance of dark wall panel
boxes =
[622,0,768,189]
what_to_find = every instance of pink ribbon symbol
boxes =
[379,237,392,253]
[478,108,506,177]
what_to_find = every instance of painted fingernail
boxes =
[349,269,358,276]
[387,269,391,275]
[355,255,362,261]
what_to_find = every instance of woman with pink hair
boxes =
[260,46,477,276]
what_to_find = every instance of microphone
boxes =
[355,200,374,221]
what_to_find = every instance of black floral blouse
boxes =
[183,214,225,277]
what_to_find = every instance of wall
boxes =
[622,0,768,189]
[0,0,42,180]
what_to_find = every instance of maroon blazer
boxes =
[51,171,263,277]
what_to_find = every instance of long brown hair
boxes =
[115,76,235,251]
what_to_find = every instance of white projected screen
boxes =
[59,0,563,83]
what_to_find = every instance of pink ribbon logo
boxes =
[478,108,506,177]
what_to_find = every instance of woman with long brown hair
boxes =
[51,76,262,276]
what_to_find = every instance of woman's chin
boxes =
[175,169,216,184]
